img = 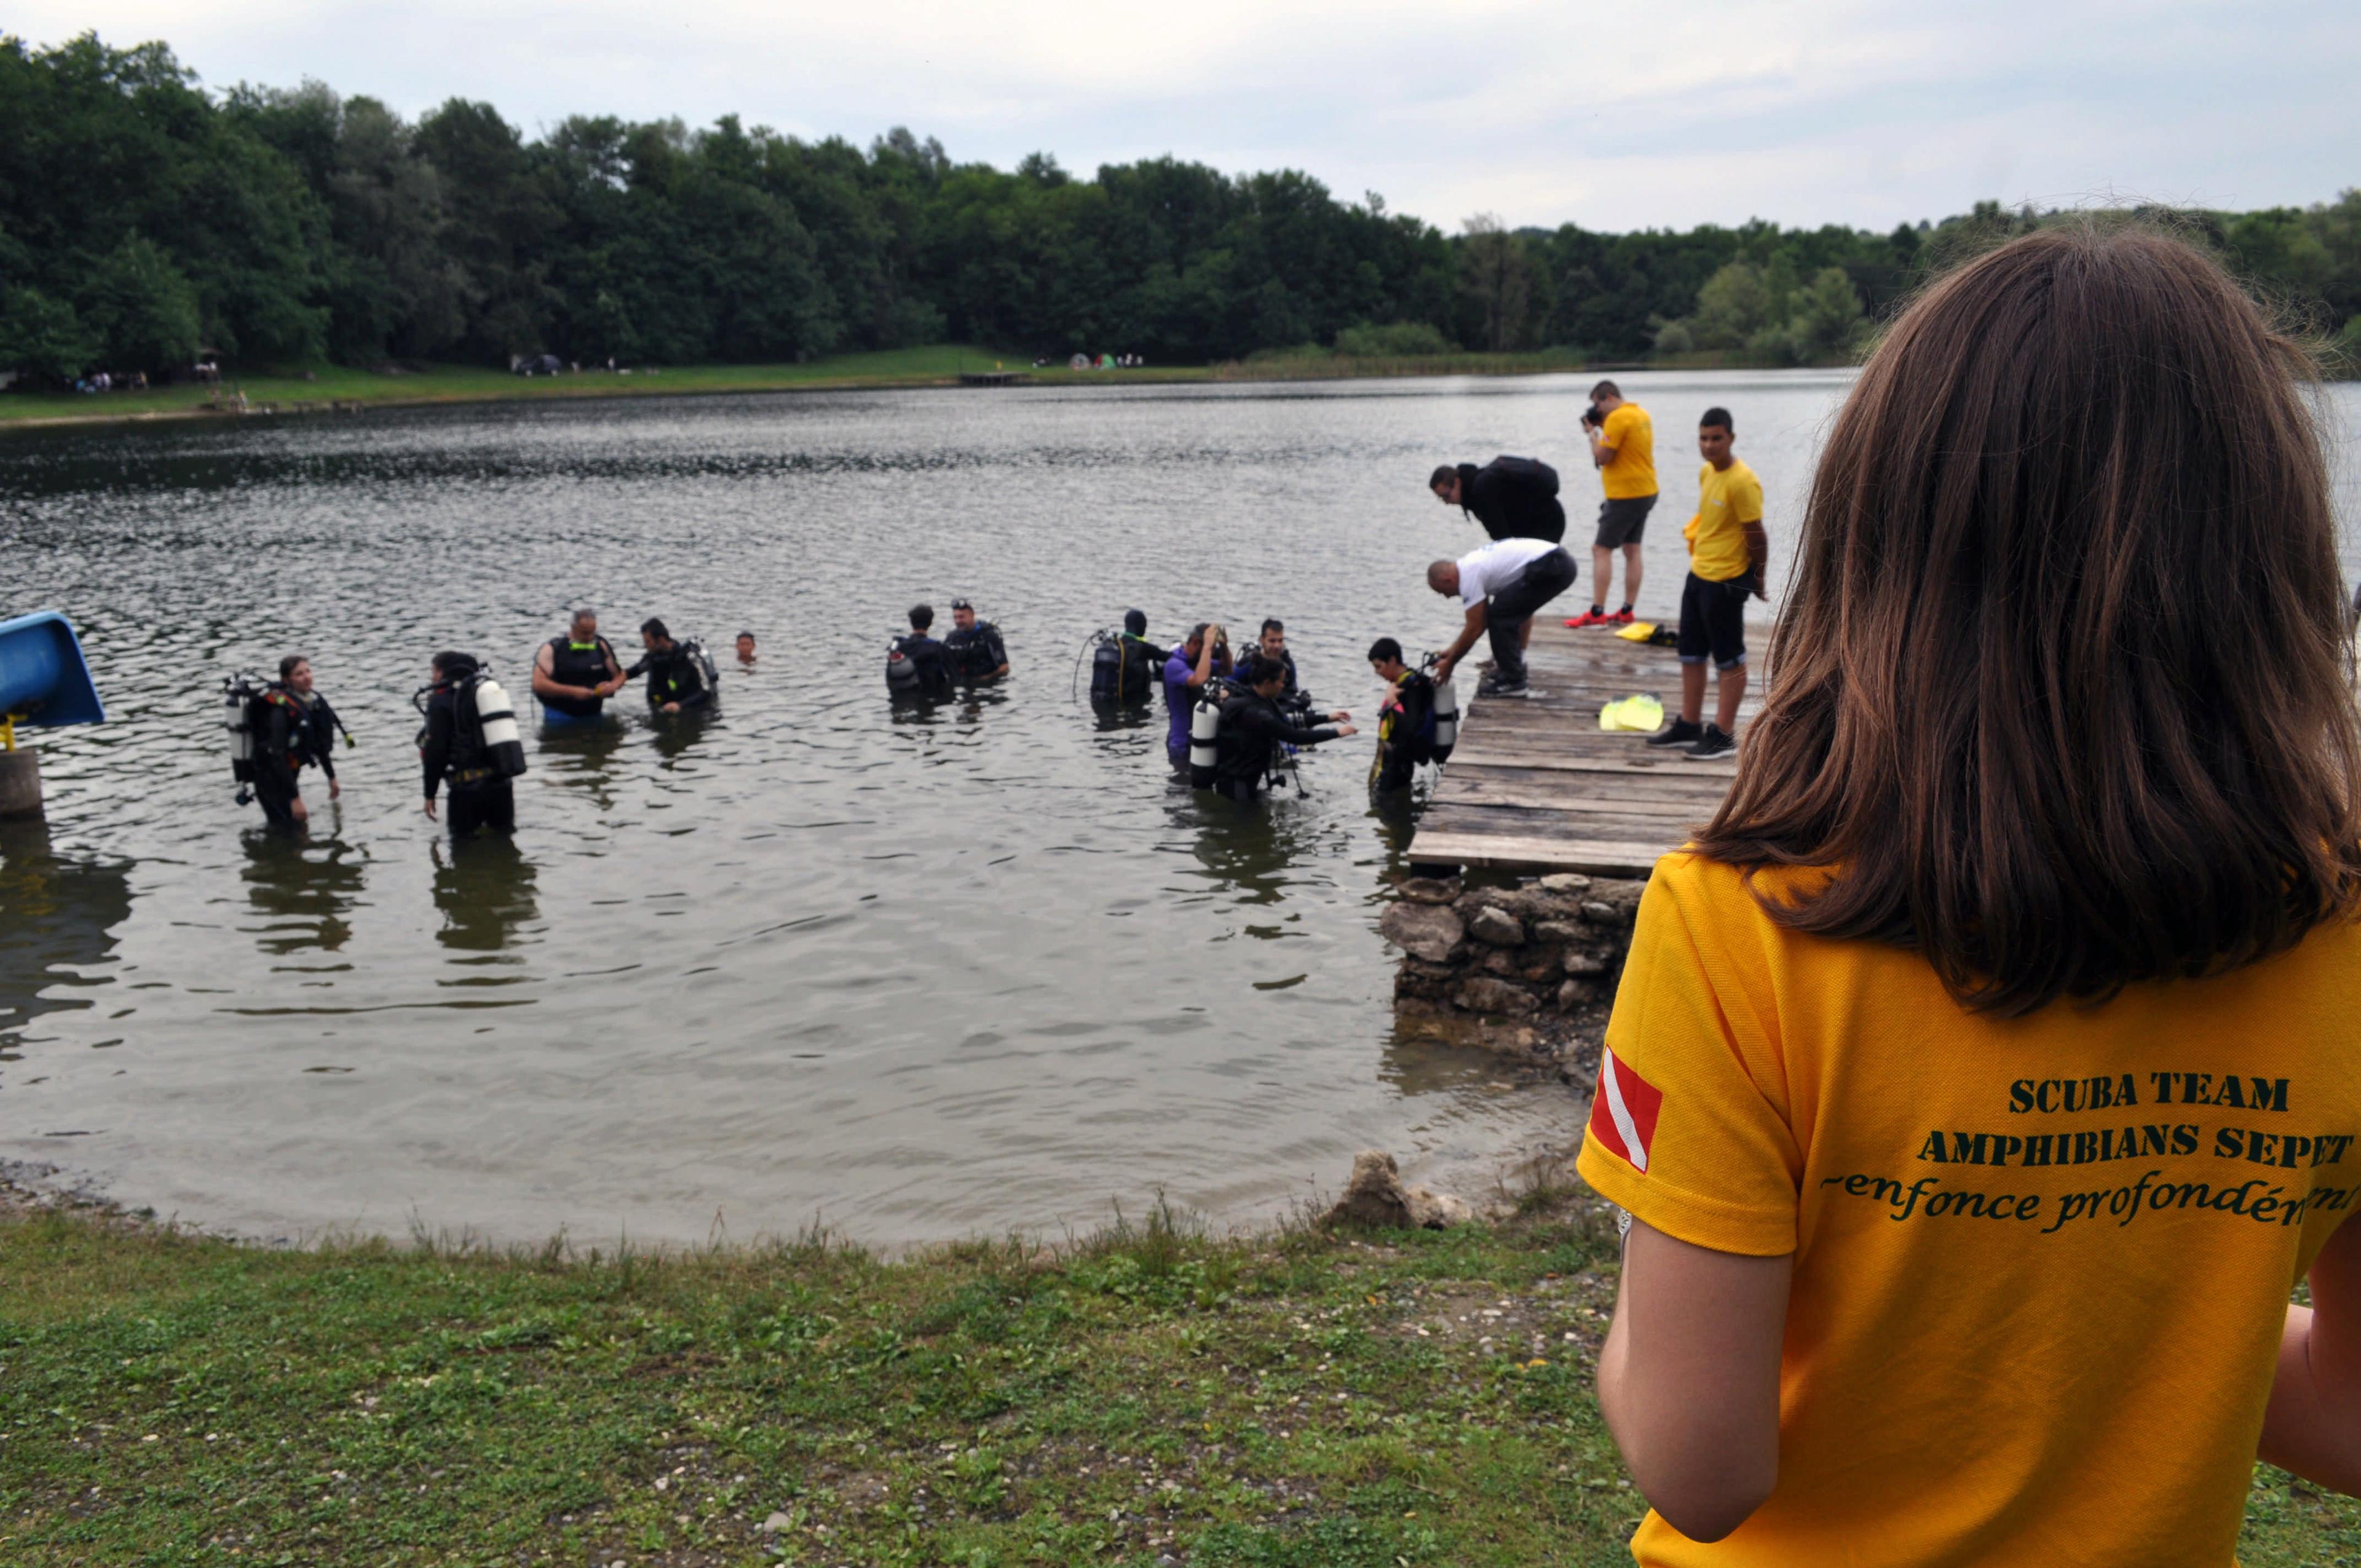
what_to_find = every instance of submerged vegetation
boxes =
[2,31,2357,391]
[2,1186,2357,1565]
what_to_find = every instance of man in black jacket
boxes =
[944,598,1009,683]
[623,618,716,714]
[419,651,515,836]
[1430,457,1566,543]
[892,604,955,700]
[1209,654,1358,804]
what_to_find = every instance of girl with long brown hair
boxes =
[1576,225,2361,1564]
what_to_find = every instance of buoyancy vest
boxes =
[544,636,615,718]
[944,622,1003,681]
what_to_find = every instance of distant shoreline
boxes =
[0,345,1839,434]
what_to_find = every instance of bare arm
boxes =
[2261,1218,2361,1492]
[529,642,575,702]
[1597,1218,1792,1543]
[1590,427,1617,470]
[1431,603,1487,685]
[1743,521,1770,600]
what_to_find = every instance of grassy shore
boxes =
[0,345,1655,431]
[3,1186,2355,1567]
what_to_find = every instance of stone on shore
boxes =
[1468,906,1525,946]
[1324,1150,1476,1230]
[1379,901,1464,963]
[1397,876,1463,905]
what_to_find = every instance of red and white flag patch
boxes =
[1588,1046,1664,1173]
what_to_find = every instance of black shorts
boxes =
[1594,494,1657,548]
[1677,571,1750,670]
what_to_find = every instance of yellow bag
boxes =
[1614,621,1659,642]
[1597,694,1664,733]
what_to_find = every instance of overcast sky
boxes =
[15,0,2355,233]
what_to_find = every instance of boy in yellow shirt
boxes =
[1645,406,1764,759]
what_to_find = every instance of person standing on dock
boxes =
[1425,537,1578,698]
[1645,406,1765,760]
[1572,381,1657,627]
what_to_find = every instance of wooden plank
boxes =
[1406,831,1669,877]
[1436,783,1717,817]
[1444,749,1738,777]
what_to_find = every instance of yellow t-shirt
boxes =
[1683,459,1763,583]
[1578,853,2361,1567]
[1600,403,1657,499]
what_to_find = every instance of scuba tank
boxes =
[681,638,721,697]
[886,640,920,695]
[1088,635,1122,703]
[471,673,528,778]
[1425,655,1458,764]
[1188,687,1223,790]
[222,673,263,803]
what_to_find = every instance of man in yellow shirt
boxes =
[1644,406,1764,759]
[1572,380,1658,627]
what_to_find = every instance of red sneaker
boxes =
[1565,610,1613,628]
[1611,608,1636,625]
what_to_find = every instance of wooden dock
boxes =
[1407,619,1758,878]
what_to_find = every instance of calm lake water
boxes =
[4,369,2355,1246]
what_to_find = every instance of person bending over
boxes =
[1580,226,2361,1565]
[1573,381,1657,626]
[625,618,716,714]
[1644,407,1766,760]
[1425,536,1578,697]
[1161,622,1232,770]
[944,598,1009,683]
[1208,654,1356,804]
[1429,456,1566,544]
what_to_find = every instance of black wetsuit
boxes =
[1107,633,1166,705]
[944,621,1008,683]
[893,633,955,700]
[249,686,307,825]
[1212,689,1342,804]
[420,679,515,835]
[542,636,619,719]
[625,644,714,711]
[1372,670,1438,793]
[1453,458,1567,543]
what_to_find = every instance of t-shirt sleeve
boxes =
[1733,471,1765,525]
[1576,861,1801,1255]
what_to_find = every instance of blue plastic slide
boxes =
[0,610,107,730]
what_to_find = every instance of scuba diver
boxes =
[735,630,757,667]
[1204,653,1358,804]
[532,607,625,725]
[419,651,527,836]
[243,654,346,826]
[943,598,1010,683]
[623,618,718,713]
[1162,622,1232,771]
[887,604,955,700]
[1366,638,1454,792]
[1088,609,1168,707]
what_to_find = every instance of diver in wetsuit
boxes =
[1366,638,1440,793]
[623,618,716,714]
[943,598,1009,683]
[249,653,342,826]
[1208,654,1358,804]
[419,651,516,836]
[890,604,955,700]
[532,607,624,723]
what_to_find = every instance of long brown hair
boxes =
[1695,225,2361,1014]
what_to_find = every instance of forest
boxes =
[3,32,2357,384]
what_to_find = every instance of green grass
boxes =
[2,1191,2355,1566]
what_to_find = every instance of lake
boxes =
[4,368,2354,1246]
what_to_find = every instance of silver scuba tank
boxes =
[472,675,528,778]
[1188,689,1222,790]
[1430,665,1459,761]
[224,677,255,782]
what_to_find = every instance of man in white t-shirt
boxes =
[1425,537,1578,697]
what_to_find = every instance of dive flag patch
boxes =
[1588,1046,1664,1173]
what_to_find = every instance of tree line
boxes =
[3,32,2356,385]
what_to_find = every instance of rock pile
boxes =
[1380,871,1645,1027]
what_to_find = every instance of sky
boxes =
[13,0,2357,234]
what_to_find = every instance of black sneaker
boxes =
[1685,724,1736,759]
[1645,717,1703,748]
[1477,675,1529,698]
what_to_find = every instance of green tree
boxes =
[1687,259,1770,349]
[81,234,202,369]
[1784,266,1867,362]
[1458,213,1535,350]
[0,287,98,382]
